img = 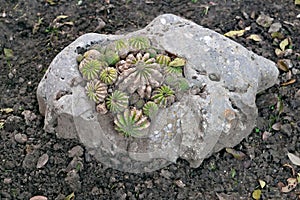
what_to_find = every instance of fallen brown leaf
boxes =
[287,152,300,166]
[224,29,246,38]
[277,59,290,72]
[283,163,295,176]
[271,122,281,131]
[225,148,246,160]
[281,178,297,193]
[281,79,296,86]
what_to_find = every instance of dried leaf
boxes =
[252,189,262,200]
[271,32,284,39]
[64,192,75,200]
[37,153,49,169]
[275,48,283,57]
[225,148,246,160]
[276,97,284,115]
[271,122,281,131]
[277,60,289,72]
[281,79,296,86]
[283,163,295,176]
[247,34,262,42]
[262,131,272,140]
[256,14,274,28]
[63,21,74,26]
[259,179,266,188]
[46,0,56,5]
[224,29,246,38]
[0,122,4,130]
[288,152,300,166]
[281,178,297,193]
[0,108,14,113]
[55,15,68,20]
[4,48,13,59]
[279,38,289,51]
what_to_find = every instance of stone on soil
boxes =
[37,14,279,173]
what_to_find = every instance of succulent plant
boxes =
[129,36,150,50]
[143,101,159,120]
[100,67,118,85]
[114,107,150,137]
[79,59,102,80]
[114,39,128,51]
[85,80,108,103]
[116,53,163,95]
[156,54,171,66]
[106,90,129,113]
[152,85,175,107]
[83,49,102,60]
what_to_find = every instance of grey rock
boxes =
[37,14,278,173]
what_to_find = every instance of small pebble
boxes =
[68,145,84,158]
[174,179,186,188]
[21,110,37,125]
[37,153,49,169]
[8,72,14,79]
[14,133,28,144]
[3,178,12,184]
[29,196,48,200]
[19,77,25,83]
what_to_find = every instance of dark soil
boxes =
[1,0,300,199]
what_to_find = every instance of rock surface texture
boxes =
[37,14,279,173]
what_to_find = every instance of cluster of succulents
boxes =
[77,36,189,137]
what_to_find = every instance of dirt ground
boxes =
[1,0,300,199]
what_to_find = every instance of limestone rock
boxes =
[37,14,279,173]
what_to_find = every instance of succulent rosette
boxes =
[106,90,129,113]
[114,107,150,137]
[85,80,108,103]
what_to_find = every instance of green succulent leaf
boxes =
[129,36,150,50]
[114,108,150,137]
[168,58,186,67]
[85,80,108,103]
[106,90,129,113]
[100,67,118,85]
